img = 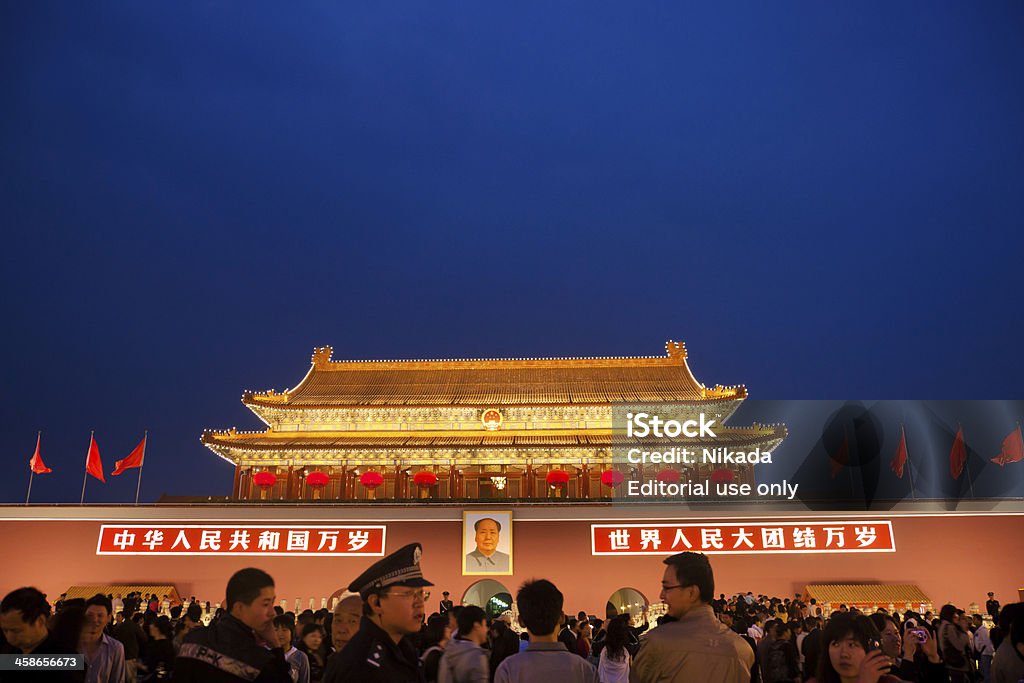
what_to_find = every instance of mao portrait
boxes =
[463,511,513,575]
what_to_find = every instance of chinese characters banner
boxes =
[591,521,894,555]
[96,525,386,556]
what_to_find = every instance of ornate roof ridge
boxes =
[305,339,690,369]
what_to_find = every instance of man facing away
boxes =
[630,552,754,683]
[494,579,598,683]
[437,605,489,683]
[81,594,126,683]
[0,586,84,682]
[174,567,291,682]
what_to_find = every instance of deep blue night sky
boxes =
[2,2,1023,503]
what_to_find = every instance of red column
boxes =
[232,466,241,499]
[286,466,295,500]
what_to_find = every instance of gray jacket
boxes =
[438,637,489,683]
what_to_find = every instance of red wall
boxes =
[1,510,1021,615]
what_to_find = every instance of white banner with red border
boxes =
[96,524,386,556]
[591,520,895,555]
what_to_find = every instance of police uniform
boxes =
[173,614,291,682]
[322,543,433,683]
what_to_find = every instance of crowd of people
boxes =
[1,545,1021,683]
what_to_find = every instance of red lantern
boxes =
[413,471,438,488]
[306,471,329,487]
[546,470,570,486]
[656,469,680,484]
[253,472,277,488]
[711,468,734,483]
[359,471,384,489]
[601,470,624,487]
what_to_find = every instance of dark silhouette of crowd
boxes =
[2,546,1021,683]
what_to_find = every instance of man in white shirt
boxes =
[972,614,994,683]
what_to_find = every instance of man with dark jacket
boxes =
[173,568,290,682]
[0,587,84,682]
[323,543,433,683]
[112,611,146,683]
[800,617,821,682]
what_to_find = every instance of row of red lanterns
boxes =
[253,467,736,492]
[251,470,438,491]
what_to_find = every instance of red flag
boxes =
[830,432,849,478]
[949,426,966,480]
[991,425,1024,466]
[86,435,105,483]
[112,434,146,476]
[890,427,908,479]
[29,434,52,474]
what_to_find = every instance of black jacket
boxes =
[172,615,290,683]
[322,617,423,683]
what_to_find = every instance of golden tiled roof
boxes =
[243,341,745,407]
[63,585,181,605]
[202,425,785,451]
[805,584,930,605]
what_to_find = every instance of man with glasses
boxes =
[323,543,433,683]
[630,552,754,683]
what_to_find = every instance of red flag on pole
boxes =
[112,435,146,476]
[86,435,105,483]
[830,432,849,478]
[949,426,966,480]
[29,434,53,474]
[991,425,1024,466]
[890,427,908,479]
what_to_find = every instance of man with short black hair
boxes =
[82,594,126,683]
[174,567,290,682]
[494,579,597,683]
[1,587,84,682]
[631,552,754,683]
[437,605,488,683]
[112,609,146,683]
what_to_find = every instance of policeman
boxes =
[323,543,433,683]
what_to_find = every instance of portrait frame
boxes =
[462,510,513,576]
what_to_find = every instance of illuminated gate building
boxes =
[202,340,786,501]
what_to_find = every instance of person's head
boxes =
[301,623,323,650]
[516,579,564,637]
[84,594,113,639]
[661,552,713,619]
[331,594,362,650]
[938,603,957,623]
[1011,615,1024,658]
[364,586,425,639]
[226,568,277,633]
[115,611,125,623]
[868,613,901,658]
[819,613,885,683]
[604,616,629,660]
[988,592,994,598]
[185,604,203,627]
[422,613,452,649]
[349,543,432,641]
[273,615,295,649]
[771,621,790,641]
[148,616,172,640]
[972,614,984,627]
[442,591,450,599]
[0,588,51,653]
[473,518,501,556]
[456,605,487,645]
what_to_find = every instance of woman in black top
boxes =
[141,616,174,680]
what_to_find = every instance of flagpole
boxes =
[846,430,856,501]
[26,430,41,505]
[81,430,93,506]
[134,431,147,505]
[903,424,917,502]
[960,423,975,499]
